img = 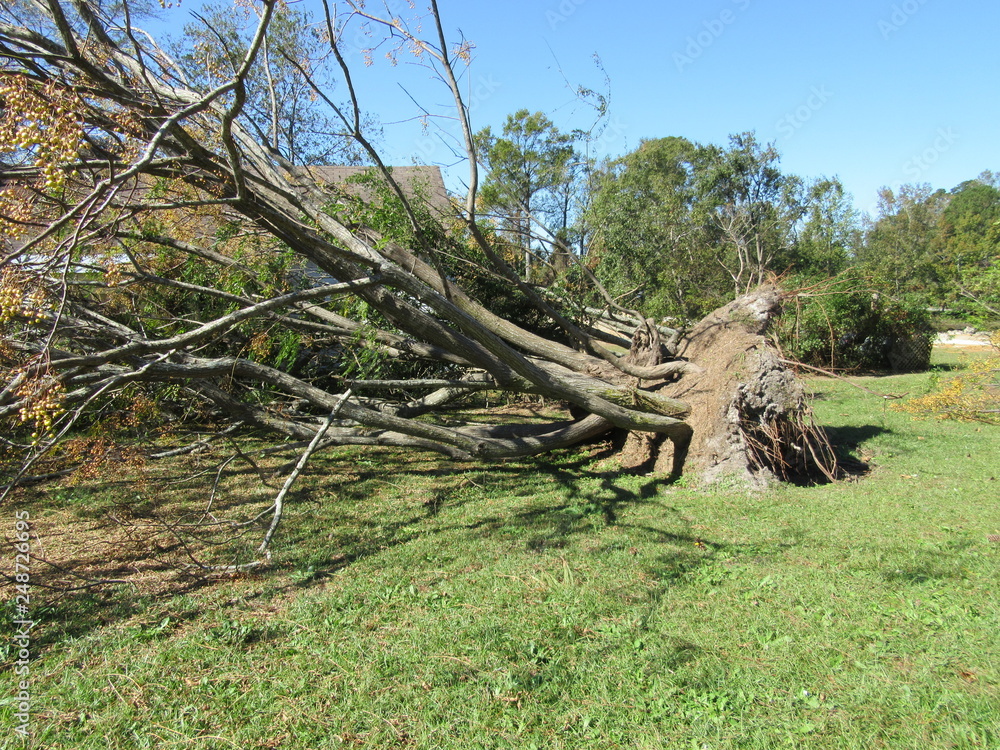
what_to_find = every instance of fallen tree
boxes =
[0,0,837,522]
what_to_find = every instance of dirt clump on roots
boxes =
[619,287,837,486]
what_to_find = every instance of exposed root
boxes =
[652,286,842,485]
[738,407,837,484]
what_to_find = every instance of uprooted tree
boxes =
[0,0,837,545]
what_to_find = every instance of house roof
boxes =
[302,165,453,221]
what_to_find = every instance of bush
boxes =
[893,334,1000,423]
[777,284,934,372]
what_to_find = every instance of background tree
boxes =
[585,133,830,321]
[791,177,861,278]
[474,110,578,283]
[936,178,1000,316]
[698,132,802,293]
[585,136,728,320]
[857,184,949,304]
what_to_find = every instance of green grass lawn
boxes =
[3,361,999,748]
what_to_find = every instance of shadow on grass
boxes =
[7,443,823,649]
[823,423,890,475]
[150,449,794,592]
[879,547,968,585]
[881,565,950,585]
[5,573,213,653]
[460,460,660,530]
[267,452,693,586]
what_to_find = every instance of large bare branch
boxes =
[0,0,836,548]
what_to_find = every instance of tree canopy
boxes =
[585,136,726,320]
[474,110,579,282]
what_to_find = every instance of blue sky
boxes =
[152,0,999,217]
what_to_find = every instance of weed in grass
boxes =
[129,616,174,642]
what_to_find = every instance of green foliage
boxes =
[856,177,1000,320]
[698,132,803,292]
[586,133,991,332]
[475,110,578,228]
[47,206,321,433]
[586,134,856,321]
[270,327,303,370]
[340,324,392,380]
[938,181,1000,316]
[586,136,730,320]
[335,169,443,245]
[334,167,569,342]
[475,110,580,281]
[859,184,951,305]
[792,178,862,277]
[778,278,934,371]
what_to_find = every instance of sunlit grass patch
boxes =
[3,375,1000,748]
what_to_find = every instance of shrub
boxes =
[893,333,999,423]
[777,283,934,372]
